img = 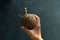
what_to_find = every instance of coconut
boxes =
[21,13,40,29]
[21,7,40,29]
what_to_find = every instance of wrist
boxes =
[37,38,44,40]
[32,37,44,40]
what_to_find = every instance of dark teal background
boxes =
[0,0,60,40]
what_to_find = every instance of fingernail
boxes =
[21,26,25,29]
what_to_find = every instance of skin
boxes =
[21,15,43,40]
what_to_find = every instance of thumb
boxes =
[21,26,32,34]
[21,26,36,39]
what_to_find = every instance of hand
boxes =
[21,15,43,40]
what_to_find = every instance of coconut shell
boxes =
[21,13,40,30]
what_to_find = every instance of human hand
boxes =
[21,15,43,40]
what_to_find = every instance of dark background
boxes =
[0,0,60,40]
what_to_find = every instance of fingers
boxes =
[34,15,41,29]
[21,26,35,37]
[21,26,32,34]
[34,15,41,28]
[21,26,29,32]
[34,15,40,23]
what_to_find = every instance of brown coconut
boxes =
[21,13,40,30]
